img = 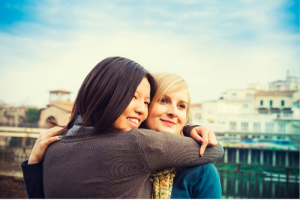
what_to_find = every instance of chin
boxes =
[160,128,176,134]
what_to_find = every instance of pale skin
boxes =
[28,78,218,164]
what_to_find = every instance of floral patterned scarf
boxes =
[150,168,177,199]
[149,131,183,199]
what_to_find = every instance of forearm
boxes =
[137,129,224,170]
[21,160,45,199]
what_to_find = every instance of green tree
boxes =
[25,108,40,124]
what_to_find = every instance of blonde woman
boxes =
[144,72,221,199]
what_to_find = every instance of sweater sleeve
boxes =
[182,124,199,137]
[20,160,45,199]
[135,129,224,171]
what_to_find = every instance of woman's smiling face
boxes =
[113,77,151,131]
[145,88,189,134]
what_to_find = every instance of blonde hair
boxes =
[150,72,191,133]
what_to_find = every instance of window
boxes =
[253,123,260,132]
[243,104,248,109]
[230,122,236,131]
[270,100,273,107]
[264,136,272,139]
[277,136,285,140]
[260,100,263,106]
[246,93,252,99]
[232,93,237,99]
[265,123,273,132]
[241,122,248,132]
[281,100,285,106]
[278,123,286,133]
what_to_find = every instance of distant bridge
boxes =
[0,126,46,138]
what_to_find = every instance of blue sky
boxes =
[0,0,299,107]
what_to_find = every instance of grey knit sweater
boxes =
[43,124,224,198]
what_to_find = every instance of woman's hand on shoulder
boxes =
[28,126,66,164]
[190,127,218,157]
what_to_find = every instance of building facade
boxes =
[38,90,74,127]
[190,77,300,142]
[0,105,27,127]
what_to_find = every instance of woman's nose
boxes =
[135,101,146,115]
[167,105,177,117]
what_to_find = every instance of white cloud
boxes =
[0,0,298,108]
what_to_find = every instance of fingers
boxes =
[191,126,219,156]
[29,127,65,165]
[37,126,65,148]
[200,141,208,157]
[39,126,65,140]
[190,129,204,144]
[44,135,62,146]
[46,126,66,137]
[207,129,218,146]
[199,127,208,156]
[192,127,209,157]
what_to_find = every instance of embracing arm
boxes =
[21,160,45,199]
[20,127,65,199]
[135,129,224,171]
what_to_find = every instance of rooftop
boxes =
[254,90,297,96]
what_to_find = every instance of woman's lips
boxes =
[127,117,140,128]
[160,119,176,126]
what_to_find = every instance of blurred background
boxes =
[0,0,299,198]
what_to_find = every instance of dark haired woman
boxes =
[21,57,223,198]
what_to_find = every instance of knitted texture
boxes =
[43,126,224,198]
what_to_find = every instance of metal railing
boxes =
[0,146,32,163]
[0,146,299,199]
[0,123,42,128]
[215,162,299,199]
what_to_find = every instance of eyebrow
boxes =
[180,101,188,104]
[163,95,188,104]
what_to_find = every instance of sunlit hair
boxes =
[149,72,191,133]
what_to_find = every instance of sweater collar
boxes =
[74,115,83,124]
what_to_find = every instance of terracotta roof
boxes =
[254,90,297,96]
[50,89,71,93]
[49,101,74,112]
[191,103,201,107]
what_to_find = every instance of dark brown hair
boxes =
[66,57,156,134]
